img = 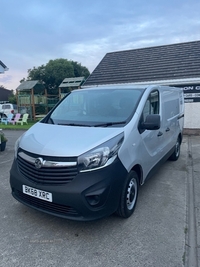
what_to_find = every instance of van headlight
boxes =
[78,133,124,172]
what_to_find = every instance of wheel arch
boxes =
[178,132,183,144]
[131,164,143,185]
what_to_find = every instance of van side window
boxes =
[143,90,159,120]
[139,90,159,133]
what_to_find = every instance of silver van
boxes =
[10,85,184,221]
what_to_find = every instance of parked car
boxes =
[0,103,18,118]
[10,84,184,221]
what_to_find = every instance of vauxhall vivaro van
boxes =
[10,85,184,221]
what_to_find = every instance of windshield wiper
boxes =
[94,121,126,127]
[58,123,91,127]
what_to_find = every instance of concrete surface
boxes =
[0,130,199,267]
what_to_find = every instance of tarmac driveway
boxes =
[0,130,199,267]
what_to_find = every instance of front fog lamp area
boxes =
[78,133,124,172]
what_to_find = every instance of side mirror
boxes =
[141,114,160,130]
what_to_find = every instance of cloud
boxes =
[1,0,200,90]
[0,74,12,84]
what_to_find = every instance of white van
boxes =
[0,103,18,118]
[10,85,184,221]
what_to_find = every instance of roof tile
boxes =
[84,40,200,86]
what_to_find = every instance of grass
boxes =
[0,121,36,130]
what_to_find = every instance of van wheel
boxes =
[169,137,181,161]
[116,171,139,218]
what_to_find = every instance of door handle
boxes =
[166,127,170,132]
[157,131,163,137]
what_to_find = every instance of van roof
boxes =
[80,84,150,91]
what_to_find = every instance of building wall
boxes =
[0,88,12,102]
[184,102,200,129]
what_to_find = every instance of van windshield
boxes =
[49,88,144,127]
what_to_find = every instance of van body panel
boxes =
[118,85,184,181]
[9,84,184,221]
[118,114,166,181]
[20,122,123,156]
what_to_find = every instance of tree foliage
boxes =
[8,92,17,104]
[21,59,90,93]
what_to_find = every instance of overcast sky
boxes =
[1,0,200,90]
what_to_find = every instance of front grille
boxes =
[15,190,79,217]
[17,150,78,184]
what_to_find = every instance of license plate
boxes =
[22,185,52,202]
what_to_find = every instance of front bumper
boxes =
[10,157,127,221]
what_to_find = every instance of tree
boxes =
[8,91,17,104]
[22,59,90,94]
[70,61,90,78]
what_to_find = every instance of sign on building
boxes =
[172,84,200,103]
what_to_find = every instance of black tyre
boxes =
[169,137,181,161]
[116,170,139,218]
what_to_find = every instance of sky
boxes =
[1,0,200,91]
